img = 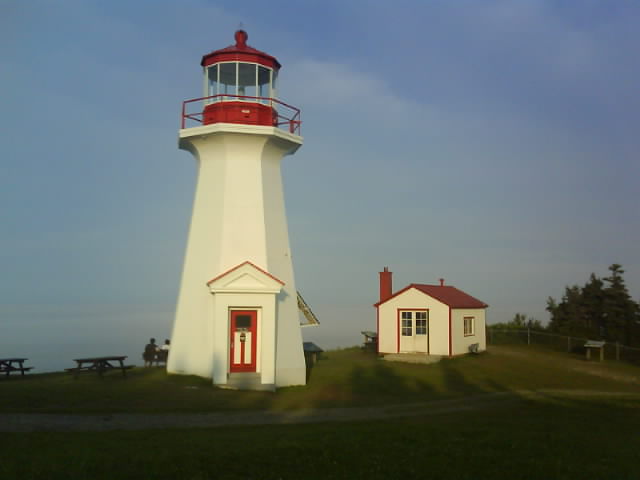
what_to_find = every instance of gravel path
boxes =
[2,390,638,432]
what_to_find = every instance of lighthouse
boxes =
[167,30,307,390]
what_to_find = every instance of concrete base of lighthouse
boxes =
[167,123,307,389]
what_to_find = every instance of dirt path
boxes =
[2,389,638,432]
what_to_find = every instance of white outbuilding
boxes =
[374,267,488,356]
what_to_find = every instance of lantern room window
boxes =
[219,63,236,98]
[238,63,256,98]
[258,66,271,103]
[206,62,275,103]
[207,65,218,100]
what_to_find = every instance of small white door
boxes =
[399,310,429,353]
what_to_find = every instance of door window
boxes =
[416,311,428,335]
[235,315,251,329]
[401,311,412,336]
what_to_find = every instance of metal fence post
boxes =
[527,327,531,345]
[616,342,620,361]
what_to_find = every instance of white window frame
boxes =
[399,310,429,336]
[464,316,475,336]
[401,311,412,336]
[415,311,428,335]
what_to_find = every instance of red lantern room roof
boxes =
[200,30,281,70]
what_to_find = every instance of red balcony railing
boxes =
[181,94,301,135]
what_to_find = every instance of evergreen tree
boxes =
[547,264,640,346]
[580,274,605,335]
[602,264,640,345]
[547,285,590,337]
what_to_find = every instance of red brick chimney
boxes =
[439,278,445,286]
[379,267,393,303]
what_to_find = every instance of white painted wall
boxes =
[451,308,486,355]
[168,123,307,387]
[261,137,306,386]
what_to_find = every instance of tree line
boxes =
[492,264,640,347]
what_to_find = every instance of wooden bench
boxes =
[142,351,168,366]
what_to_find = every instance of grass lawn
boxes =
[1,397,639,479]
[1,345,639,479]
[1,345,639,413]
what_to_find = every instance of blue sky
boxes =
[1,1,639,368]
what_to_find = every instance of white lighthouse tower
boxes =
[167,30,307,390]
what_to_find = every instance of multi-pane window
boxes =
[464,317,475,336]
[415,311,428,335]
[207,62,274,101]
[401,311,412,336]
[401,311,428,336]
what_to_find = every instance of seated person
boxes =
[158,339,171,363]
[143,338,158,367]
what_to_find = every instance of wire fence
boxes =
[486,328,640,365]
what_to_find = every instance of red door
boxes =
[229,310,258,373]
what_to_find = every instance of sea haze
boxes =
[0,304,174,373]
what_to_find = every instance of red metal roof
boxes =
[201,30,281,69]
[412,284,488,308]
[374,283,488,308]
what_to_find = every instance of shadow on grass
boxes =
[349,362,428,398]
[341,355,512,414]
[1,349,518,414]
[439,357,499,396]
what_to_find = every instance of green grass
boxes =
[1,397,639,479]
[1,345,638,413]
[1,345,639,479]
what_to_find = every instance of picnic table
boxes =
[65,356,134,378]
[0,358,33,377]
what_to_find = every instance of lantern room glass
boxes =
[258,66,271,104]
[238,63,257,99]
[207,65,218,101]
[219,63,236,99]
[206,62,274,104]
